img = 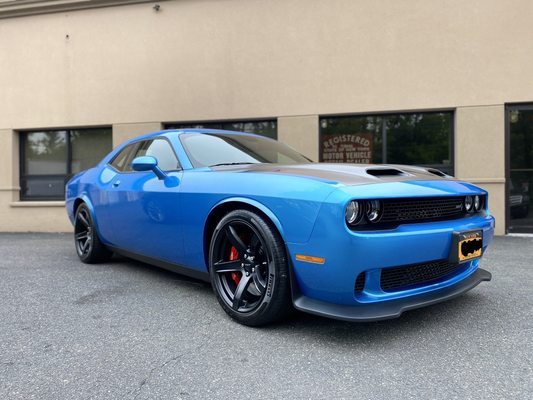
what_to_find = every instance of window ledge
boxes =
[456,178,506,184]
[10,201,66,207]
[0,0,156,19]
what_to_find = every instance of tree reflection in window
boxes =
[320,112,453,175]
[20,128,111,200]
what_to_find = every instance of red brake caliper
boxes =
[229,246,241,285]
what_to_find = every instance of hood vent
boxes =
[426,168,447,177]
[366,168,406,177]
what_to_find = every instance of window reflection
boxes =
[21,128,112,200]
[165,120,277,140]
[71,129,112,174]
[24,131,68,175]
[180,133,309,168]
[320,112,453,175]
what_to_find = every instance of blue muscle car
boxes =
[66,129,494,326]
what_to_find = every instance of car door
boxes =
[107,137,184,263]
[93,142,139,244]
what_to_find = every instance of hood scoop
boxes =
[366,168,407,177]
[426,168,447,177]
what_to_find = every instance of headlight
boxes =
[345,201,362,224]
[464,196,474,213]
[474,195,482,211]
[366,200,382,223]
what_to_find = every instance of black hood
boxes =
[211,163,454,186]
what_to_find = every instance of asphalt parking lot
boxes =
[0,233,531,399]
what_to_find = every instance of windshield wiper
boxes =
[209,162,257,167]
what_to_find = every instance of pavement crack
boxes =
[128,344,202,400]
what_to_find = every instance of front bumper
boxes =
[292,268,491,321]
[287,210,494,302]
[285,187,495,320]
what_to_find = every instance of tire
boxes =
[209,209,292,326]
[74,203,113,263]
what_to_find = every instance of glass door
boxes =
[508,105,533,233]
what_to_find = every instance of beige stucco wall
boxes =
[278,116,319,161]
[455,106,505,182]
[0,129,17,198]
[455,105,506,235]
[2,0,533,129]
[2,202,72,232]
[1,0,530,232]
[0,129,18,232]
[112,122,162,148]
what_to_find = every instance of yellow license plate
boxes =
[458,230,483,262]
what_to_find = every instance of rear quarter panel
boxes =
[66,167,114,241]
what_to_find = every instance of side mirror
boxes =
[131,156,167,180]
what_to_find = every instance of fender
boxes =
[211,196,305,302]
[212,196,286,239]
[76,192,118,246]
[76,193,101,232]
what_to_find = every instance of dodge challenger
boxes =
[65,129,494,326]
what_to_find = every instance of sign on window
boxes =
[321,133,373,164]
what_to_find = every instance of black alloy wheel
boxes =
[74,203,112,263]
[209,209,292,326]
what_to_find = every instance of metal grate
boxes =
[354,272,366,293]
[379,197,465,224]
[380,259,463,292]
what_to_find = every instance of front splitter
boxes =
[292,268,492,322]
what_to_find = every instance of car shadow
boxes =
[106,254,212,289]
[102,254,491,345]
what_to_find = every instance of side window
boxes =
[132,139,180,172]
[110,143,138,172]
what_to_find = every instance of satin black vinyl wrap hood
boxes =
[211,163,455,186]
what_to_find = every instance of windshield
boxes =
[179,133,311,168]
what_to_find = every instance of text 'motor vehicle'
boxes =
[66,129,494,326]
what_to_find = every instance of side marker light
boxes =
[295,255,326,264]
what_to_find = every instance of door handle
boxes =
[113,180,121,187]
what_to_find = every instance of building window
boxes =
[20,128,112,200]
[507,105,533,233]
[320,111,454,175]
[165,120,277,140]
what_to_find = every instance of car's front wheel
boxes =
[209,209,292,326]
[74,203,112,263]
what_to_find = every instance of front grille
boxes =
[379,197,465,224]
[380,259,463,292]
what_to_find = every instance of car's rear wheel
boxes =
[209,209,292,326]
[74,203,112,263]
